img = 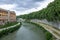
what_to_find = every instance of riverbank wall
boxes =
[0,22,22,38]
[27,22,53,40]
[30,19,60,29]
[27,21,60,40]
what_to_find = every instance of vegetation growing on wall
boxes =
[0,22,22,38]
[17,0,60,22]
[0,22,18,29]
[27,22,53,40]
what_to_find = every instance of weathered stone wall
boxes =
[31,19,60,29]
[0,21,5,25]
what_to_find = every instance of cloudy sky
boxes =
[0,0,54,15]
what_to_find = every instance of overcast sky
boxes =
[0,0,54,15]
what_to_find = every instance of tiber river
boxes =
[0,22,46,40]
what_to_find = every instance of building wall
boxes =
[0,8,16,25]
[9,11,16,22]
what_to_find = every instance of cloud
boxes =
[0,0,54,15]
[16,0,54,15]
[0,4,17,10]
[16,0,44,9]
[0,0,44,8]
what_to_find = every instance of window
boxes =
[0,14,1,16]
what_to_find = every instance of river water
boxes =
[0,22,46,40]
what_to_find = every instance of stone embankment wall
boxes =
[31,19,60,29]
[0,23,21,37]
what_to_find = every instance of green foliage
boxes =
[0,22,18,29]
[45,32,52,40]
[28,22,53,40]
[17,0,60,21]
[0,22,22,38]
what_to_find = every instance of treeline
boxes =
[17,0,60,21]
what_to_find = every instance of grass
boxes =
[0,22,18,29]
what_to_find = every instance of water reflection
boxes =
[0,22,46,40]
[0,31,17,40]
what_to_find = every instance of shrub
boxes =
[0,22,22,38]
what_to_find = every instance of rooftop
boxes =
[0,8,16,14]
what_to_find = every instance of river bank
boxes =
[0,22,22,38]
[0,22,18,29]
[0,22,46,40]
[26,22,53,40]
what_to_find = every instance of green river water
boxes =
[0,22,46,40]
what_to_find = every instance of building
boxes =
[0,8,16,25]
[17,18,25,22]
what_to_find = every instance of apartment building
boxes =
[0,8,16,25]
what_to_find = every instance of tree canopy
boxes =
[17,0,60,21]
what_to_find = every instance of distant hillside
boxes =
[17,0,60,21]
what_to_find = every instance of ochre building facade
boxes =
[0,8,16,25]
